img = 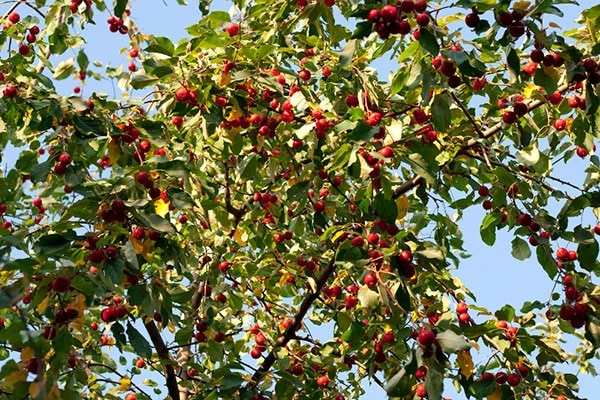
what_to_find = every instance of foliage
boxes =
[1,0,600,399]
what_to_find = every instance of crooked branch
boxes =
[393,83,574,199]
[144,319,180,400]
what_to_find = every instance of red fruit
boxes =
[3,85,17,99]
[548,91,562,105]
[417,329,435,347]
[378,146,393,158]
[416,13,430,26]
[54,162,67,176]
[400,0,415,13]
[136,358,146,368]
[556,247,569,261]
[298,69,311,81]
[380,5,398,23]
[576,147,589,158]
[188,368,197,377]
[571,314,586,328]
[225,22,240,37]
[364,272,377,288]
[26,357,43,374]
[136,171,151,185]
[415,365,427,379]
[175,87,190,103]
[509,21,525,38]
[316,375,329,388]
[345,295,358,309]
[495,371,508,384]
[398,249,413,264]
[565,286,579,302]
[172,115,183,128]
[100,307,118,323]
[218,261,230,273]
[458,312,470,324]
[51,276,70,292]
[456,302,468,314]
[465,12,480,28]
[367,9,381,23]
[478,185,489,197]
[507,373,521,387]
[415,382,427,398]
[523,61,538,76]
[88,249,107,264]
[553,119,566,131]
[323,0,335,7]
[8,12,20,24]
[568,250,577,261]
[125,394,136,400]
[346,94,359,107]
[250,347,263,359]
[440,60,456,77]
[367,233,379,246]
[313,200,325,213]
[59,153,72,165]
[517,213,532,227]
[473,77,486,90]
[132,227,145,240]
[502,111,517,124]
[351,236,365,247]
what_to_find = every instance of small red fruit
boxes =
[417,329,435,347]
[363,272,377,288]
[225,22,240,37]
[316,375,330,388]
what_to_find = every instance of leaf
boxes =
[154,198,170,218]
[357,284,379,309]
[134,211,175,234]
[486,384,503,400]
[407,152,435,185]
[457,350,474,379]
[511,237,531,260]
[373,193,398,224]
[53,58,74,80]
[515,146,540,166]
[536,246,558,279]
[430,93,451,132]
[436,330,471,353]
[33,234,71,255]
[340,39,356,67]
[419,28,440,56]
[130,72,160,90]
[127,322,152,359]
[396,195,409,221]
[425,367,443,400]
[578,240,599,272]
[114,0,127,17]
[275,378,296,400]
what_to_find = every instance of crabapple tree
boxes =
[1,0,600,399]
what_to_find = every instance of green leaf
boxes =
[340,39,356,67]
[425,367,444,400]
[469,379,496,397]
[536,246,558,279]
[127,322,153,359]
[431,93,451,132]
[114,0,127,17]
[238,153,258,181]
[511,237,531,260]
[127,284,147,306]
[144,36,175,56]
[134,211,175,234]
[373,193,398,224]
[341,321,366,343]
[419,28,440,56]
[407,152,435,185]
[53,58,74,80]
[507,47,520,77]
[534,67,558,95]
[275,378,296,400]
[578,240,599,272]
[130,72,160,90]
[436,330,471,353]
[33,234,70,255]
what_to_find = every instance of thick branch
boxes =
[393,83,574,199]
[246,257,337,388]
[144,320,180,400]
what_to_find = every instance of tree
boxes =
[1,0,600,398]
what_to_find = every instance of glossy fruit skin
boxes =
[417,329,435,347]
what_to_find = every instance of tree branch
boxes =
[246,256,337,389]
[393,83,574,199]
[144,319,180,400]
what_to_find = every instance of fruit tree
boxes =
[1,0,600,399]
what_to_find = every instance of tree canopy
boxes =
[1,0,600,399]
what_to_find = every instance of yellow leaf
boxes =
[4,370,28,386]
[227,108,243,122]
[522,83,541,99]
[325,205,335,218]
[108,140,121,165]
[457,350,474,379]
[141,239,154,261]
[118,376,131,391]
[130,236,144,254]
[512,1,530,10]
[396,194,409,221]
[21,347,35,362]
[29,380,44,398]
[218,71,231,87]
[154,198,170,218]
[36,295,50,315]
[486,383,502,400]
[234,226,247,246]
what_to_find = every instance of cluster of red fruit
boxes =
[112,121,152,164]
[365,1,429,40]
[556,274,589,329]
[100,304,127,323]
[249,324,268,359]
[480,362,528,388]
[296,0,335,9]
[107,12,129,34]
[69,0,92,14]
[251,191,279,223]
[497,9,527,38]
[174,86,200,107]
[53,151,72,176]
[432,54,462,88]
